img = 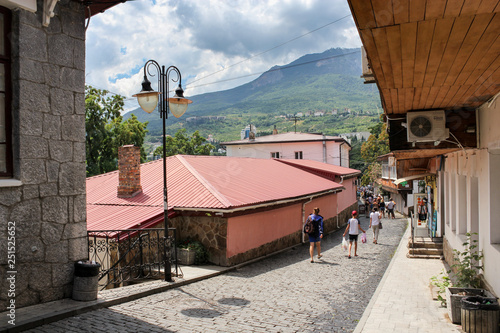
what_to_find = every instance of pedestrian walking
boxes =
[343,210,366,259]
[305,207,324,263]
[386,198,396,219]
[369,207,381,244]
[379,197,386,218]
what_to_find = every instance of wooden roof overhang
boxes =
[347,0,500,116]
[76,0,126,18]
[347,0,500,160]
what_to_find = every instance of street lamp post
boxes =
[133,60,192,282]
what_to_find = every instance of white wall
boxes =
[226,140,347,166]
[442,98,500,297]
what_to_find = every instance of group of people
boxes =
[363,193,396,220]
[305,199,396,261]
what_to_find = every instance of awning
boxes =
[393,173,434,185]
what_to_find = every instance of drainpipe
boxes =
[302,197,314,243]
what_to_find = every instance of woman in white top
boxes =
[369,207,381,244]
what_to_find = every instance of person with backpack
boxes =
[342,210,366,259]
[304,207,324,263]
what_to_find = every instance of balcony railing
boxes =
[87,228,178,290]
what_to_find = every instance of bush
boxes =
[177,239,208,265]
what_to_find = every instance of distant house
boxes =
[222,132,351,167]
[87,146,360,266]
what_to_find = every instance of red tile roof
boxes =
[87,155,344,230]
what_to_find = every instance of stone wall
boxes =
[170,216,228,266]
[0,0,87,309]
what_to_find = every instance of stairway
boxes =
[407,237,443,259]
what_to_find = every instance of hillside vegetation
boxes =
[125,47,382,146]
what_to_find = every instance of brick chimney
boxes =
[117,145,143,198]
[273,125,278,135]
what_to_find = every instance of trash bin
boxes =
[72,261,101,301]
[461,296,500,333]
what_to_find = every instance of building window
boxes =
[0,7,11,178]
[271,152,280,159]
[294,151,303,159]
[389,165,397,180]
[381,161,389,179]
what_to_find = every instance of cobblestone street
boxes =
[28,216,407,333]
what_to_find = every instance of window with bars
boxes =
[0,7,11,178]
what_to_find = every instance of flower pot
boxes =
[177,248,195,265]
[446,287,487,324]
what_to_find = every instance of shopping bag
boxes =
[341,237,348,251]
[379,222,383,229]
[360,233,367,243]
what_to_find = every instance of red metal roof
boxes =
[275,159,361,178]
[87,155,344,230]
[221,132,347,145]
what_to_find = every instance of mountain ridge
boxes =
[125,47,381,141]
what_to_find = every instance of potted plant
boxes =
[176,239,208,265]
[442,233,486,324]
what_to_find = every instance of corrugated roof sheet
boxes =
[221,132,345,145]
[87,155,344,230]
[275,159,361,177]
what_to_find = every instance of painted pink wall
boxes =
[227,204,302,257]
[227,193,338,257]
[303,194,338,220]
[337,178,356,212]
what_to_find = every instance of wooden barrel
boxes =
[461,296,500,333]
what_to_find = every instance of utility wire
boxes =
[87,14,354,99]
[187,50,360,90]
[185,14,353,87]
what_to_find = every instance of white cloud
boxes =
[85,0,360,109]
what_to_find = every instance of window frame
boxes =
[271,152,280,159]
[0,6,12,178]
[294,151,303,159]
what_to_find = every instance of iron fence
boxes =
[87,228,178,290]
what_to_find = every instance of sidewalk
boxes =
[354,218,461,333]
[0,265,231,333]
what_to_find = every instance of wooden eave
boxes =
[76,0,126,18]
[347,0,500,116]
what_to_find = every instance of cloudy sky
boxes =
[85,0,361,111]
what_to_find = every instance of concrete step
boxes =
[407,237,443,249]
[407,247,443,256]
[407,253,443,260]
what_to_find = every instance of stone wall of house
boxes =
[170,216,228,266]
[0,0,87,309]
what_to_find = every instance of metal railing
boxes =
[87,228,178,290]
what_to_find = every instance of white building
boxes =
[222,132,351,167]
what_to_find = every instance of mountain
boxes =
[125,47,382,142]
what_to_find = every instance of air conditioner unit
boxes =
[407,111,449,143]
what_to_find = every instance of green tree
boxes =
[108,114,149,161]
[153,129,215,158]
[85,86,148,176]
[360,115,389,185]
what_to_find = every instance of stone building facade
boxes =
[0,0,87,309]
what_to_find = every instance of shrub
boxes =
[177,239,208,265]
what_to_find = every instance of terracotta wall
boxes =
[337,178,356,213]
[227,204,302,258]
